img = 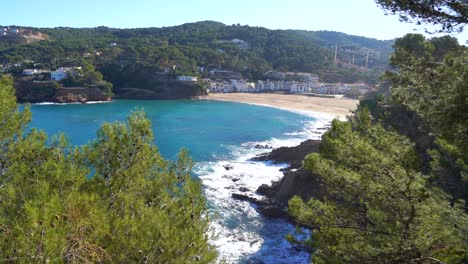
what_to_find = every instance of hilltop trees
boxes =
[0,75,216,263]
[0,22,394,87]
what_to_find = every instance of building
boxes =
[176,76,197,82]
[208,69,242,80]
[231,39,249,49]
[22,69,38,75]
[264,71,286,80]
[208,80,235,93]
[51,67,81,81]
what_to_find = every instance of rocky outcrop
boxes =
[235,139,326,222]
[15,79,112,104]
[252,139,321,169]
[114,80,206,100]
[257,168,325,206]
[53,87,111,103]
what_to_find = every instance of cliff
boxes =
[114,80,206,100]
[253,140,325,206]
[53,87,111,103]
[230,140,325,220]
[15,79,111,103]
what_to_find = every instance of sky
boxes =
[1,0,467,43]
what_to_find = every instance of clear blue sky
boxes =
[2,0,467,42]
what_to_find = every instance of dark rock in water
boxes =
[251,139,321,169]
[231,193,269,206]
[250,139,326,216]
[254,144,273,149]
[239,187,250,192]
[232,193,256,203]
[258,205,288,218]
[256,168,325,206]
[256,184,275,196]
[231,178,240,182]
[223,164,234,171]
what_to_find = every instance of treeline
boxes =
[0,21,393,86]
[287,33,467,263]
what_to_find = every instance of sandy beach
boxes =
[200,93,359,120]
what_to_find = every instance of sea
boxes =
[29,99,330,264]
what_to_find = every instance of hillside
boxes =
[0,21,394,89]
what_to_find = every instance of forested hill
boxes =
[0,21,394,84]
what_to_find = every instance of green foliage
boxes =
[384,34,468,201]
[0,75,31,142]
[289,110,468,263]
[14,78,61,103]
[0,22,393,86]
[375,0,468,33]
[0,75,216,263]
[387,34,467,152]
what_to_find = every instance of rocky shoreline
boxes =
[230,139,324,224]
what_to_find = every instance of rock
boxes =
[258,205,288,218]
[231,193,255,202]
[256,184,275,196]
[251,139,321,169]
[238,187,250,192]
[231,178,240,182]
[254,144,273,149]
[223,164,234,171]
[231,193,269,206]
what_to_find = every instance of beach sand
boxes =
[200,93,358,120]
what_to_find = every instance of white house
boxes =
[51,67,80,81]
[51,70,68,81]
[22,69,38,75]
[176,76,197,82]
[209,81,234,93]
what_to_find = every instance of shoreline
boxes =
[197,93,358,121]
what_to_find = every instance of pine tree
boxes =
[288,110,468,263]
[0,74,217,263]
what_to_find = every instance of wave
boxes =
[195,115,331,263]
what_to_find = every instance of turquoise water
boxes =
[29,100,320,263]
[30,100,312,161]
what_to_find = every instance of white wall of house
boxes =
[177,76,197,82]
[51,70,68,81]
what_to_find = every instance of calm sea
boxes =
[30,99,328,263]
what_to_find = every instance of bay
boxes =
[29,99,323,263]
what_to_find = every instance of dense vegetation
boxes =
[0,75,217,263]
[376,0,467,33]
[0,21,393,87]
[287,27,468,264]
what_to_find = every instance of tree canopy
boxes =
[375,0,468,33]
[289,110,468,263]
[0,75,217,263]
[287,33,467,263]
[0,22,394,86]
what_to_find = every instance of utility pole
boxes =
[352,53,355,65]
[334,44,338,64]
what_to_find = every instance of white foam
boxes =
[196,113,332,263]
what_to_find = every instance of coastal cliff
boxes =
[230,139,325,220]
[254,140,325,206]
[114,80,207,100]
